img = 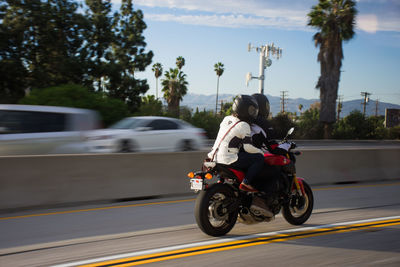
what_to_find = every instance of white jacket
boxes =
[208,115,263,165]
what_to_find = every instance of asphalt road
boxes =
[1,181,400,266]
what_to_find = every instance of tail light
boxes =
[205,173,213,180]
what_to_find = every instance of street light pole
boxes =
[247,42,282,94]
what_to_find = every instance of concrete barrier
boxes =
[0,148,399,210]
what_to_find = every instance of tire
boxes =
[282,180,313,225]
[119,139,135,153]
[181,140,194,151]
[194,183,238,236]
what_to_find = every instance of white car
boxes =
[85,116,207,153]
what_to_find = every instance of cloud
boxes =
[111,0,400,33]
[131,0,310,18]
[357,14,400,33]
[129,0,309,30]
[357,14,378,33]
[145,13,307,30]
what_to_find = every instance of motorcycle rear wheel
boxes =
[282,180,313,225]
[194,183,238,236]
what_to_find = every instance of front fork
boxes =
[285,152,305,197]
[292,174,305,196]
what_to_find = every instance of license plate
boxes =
[190,178,203,190]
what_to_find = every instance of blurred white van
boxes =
[0,104,100,155]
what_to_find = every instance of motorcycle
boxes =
[188,127,313,236]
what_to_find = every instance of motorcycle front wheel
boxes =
[282,180,314,225]
[194,183,238,236]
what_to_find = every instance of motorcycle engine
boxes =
[238,207,274,224]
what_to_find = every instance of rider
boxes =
[207,94,264,192]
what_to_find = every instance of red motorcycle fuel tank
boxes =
[264,152,291,166]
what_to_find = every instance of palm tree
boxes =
[308,0,357,138]
[176,56,185,70]
[298,104,304,114]
[161,68,188,117]
[151,63,163,99]
[214,62,224,114]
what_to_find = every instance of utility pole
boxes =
[361,92,371,116]
[246,42,282,94]
[337,95,343,121]
[280,91,288,113]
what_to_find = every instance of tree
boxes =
[135,95,163,116]
[161,68,188,117]
[151,63,163,99]
[1,0,153,111]
[298,104,304,114]
[84,0,114,91]
[0,0,28,103]
[176,56,185,70]
[214,62,224,114]
[1,0,87,93]
[107,0,153,112]
[308,0,357,138]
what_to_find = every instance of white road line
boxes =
[53,215,400,267]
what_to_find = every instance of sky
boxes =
[111,0,400,105]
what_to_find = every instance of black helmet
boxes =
[232,94,259,123]
[252,93,270,118]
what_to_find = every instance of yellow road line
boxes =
[0,199,195,221]
[314,181,400,191]
[1,181,399,221]
[79,218,400,266]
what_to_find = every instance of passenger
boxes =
[250,93,289,195]
[207,95,265,192]
[251,93,279,151]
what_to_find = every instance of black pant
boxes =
[230,152,264,185]
[253,164,281,195]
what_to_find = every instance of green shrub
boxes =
[19,84,129,127]
[269,113,296,139]
[295,108,323,139]
[387,126,400,140]
[190,110,223,139]
[134,95,164,116]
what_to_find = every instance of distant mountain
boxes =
[181,93,400,117]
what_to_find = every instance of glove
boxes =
[278,143,291,151]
